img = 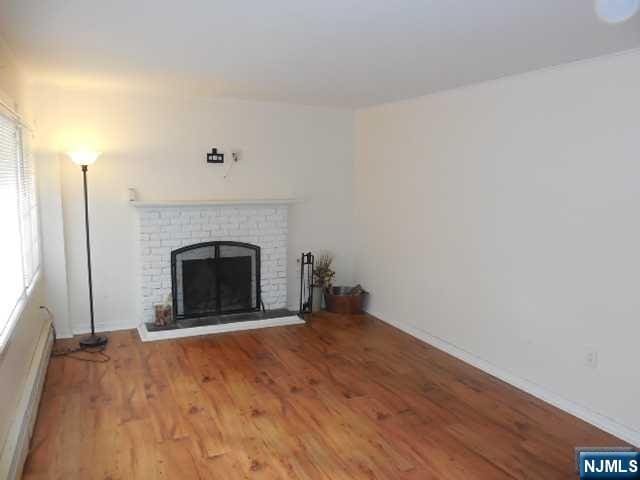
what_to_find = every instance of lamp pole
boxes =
[69,152,108,349]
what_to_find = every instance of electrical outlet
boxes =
[585,347,598,369]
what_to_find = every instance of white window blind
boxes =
[18,130,39,285]
[0,108,40,343]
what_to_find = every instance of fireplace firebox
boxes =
[171,241,261,320]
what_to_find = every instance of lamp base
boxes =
[79,334,108,349]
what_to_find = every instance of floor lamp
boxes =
[69,151,108,348]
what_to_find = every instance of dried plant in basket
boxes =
[312,253,336,292]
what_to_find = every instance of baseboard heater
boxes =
[0,321,53,480]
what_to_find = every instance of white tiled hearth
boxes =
[133,199,303,341]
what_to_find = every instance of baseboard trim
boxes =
[374,311,640,447]
[138,315,304,342]
[0,321,53,480]
[53,329,74,339]
[72,320,135,336]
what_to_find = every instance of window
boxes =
[0,107,40,348]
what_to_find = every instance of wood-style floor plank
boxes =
[22,313,628,479]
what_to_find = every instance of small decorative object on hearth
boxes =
[154,305,172,326]
[325,285,369,314]
[312,253,335,311]
[154,293,173,326]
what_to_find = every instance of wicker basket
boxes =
[324,286,367,314]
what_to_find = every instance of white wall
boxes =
[31,87,354,333]
[354,51,640,438]
[36,155,72,337]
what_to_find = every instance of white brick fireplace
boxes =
[133,199,301,340]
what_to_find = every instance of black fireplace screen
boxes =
[171,241,260,319]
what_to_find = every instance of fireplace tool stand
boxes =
[298,252,314,318]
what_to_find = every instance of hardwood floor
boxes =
[23,313,625,479]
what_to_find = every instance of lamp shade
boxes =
[68,151,101,166]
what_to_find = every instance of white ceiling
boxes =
[1,0,639,107]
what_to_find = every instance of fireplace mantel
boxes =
[131,198,297,208]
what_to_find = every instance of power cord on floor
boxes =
[40,306,111,363]
[51,343,111,363]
